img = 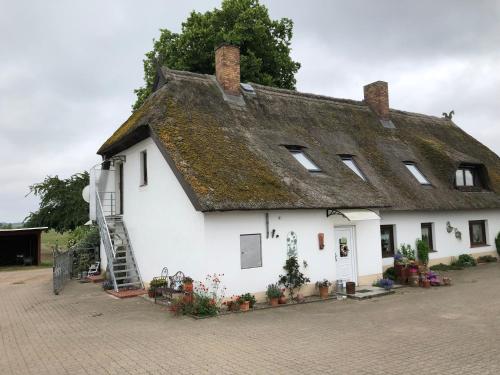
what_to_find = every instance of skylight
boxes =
[289,149,321,172]
[404,162,430,185]
[341,157,366,181]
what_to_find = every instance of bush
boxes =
[191,294,219,317]
[450,254,477,268]
[278,256,310,300]
[416,239,429,265]
[429,263,459,271]
[477,255,497,263]
[383,267,396,281]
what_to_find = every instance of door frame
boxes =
[334,225,359,285]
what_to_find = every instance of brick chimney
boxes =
[215,44,240,96]
[363,81,390,119]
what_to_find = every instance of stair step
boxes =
[115,276,140,281]
[114,268,137,274]
[117,282,142,288]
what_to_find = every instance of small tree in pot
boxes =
[279,256,310,302]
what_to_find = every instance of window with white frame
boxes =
[404,162,430,185]
[286,146,321,172]
[341,156,366,181]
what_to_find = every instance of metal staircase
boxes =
[96,192,143,292]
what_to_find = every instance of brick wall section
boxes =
[363,81,390,119]
[215,44,240,96]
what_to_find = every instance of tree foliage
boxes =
[25,172,89,233]
[133,0,301,110]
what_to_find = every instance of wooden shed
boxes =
[0,227,47,266]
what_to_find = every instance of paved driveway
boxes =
[1,264,500,375]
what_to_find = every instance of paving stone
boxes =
[0,265,499,374]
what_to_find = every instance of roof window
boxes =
[286,147,321,172]
[404,162,430,185]
[340,156,366,181]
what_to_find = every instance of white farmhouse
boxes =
[90,44,500,297]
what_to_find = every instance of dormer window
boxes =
[455,166,480,187]
[404,162,430,185]
[340,156,366,181]
[286,146,321,172]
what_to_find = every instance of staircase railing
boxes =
[121,221,144,289]
[96,192,118,291]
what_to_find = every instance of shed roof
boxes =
[98,69,500,212]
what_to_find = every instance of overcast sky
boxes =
[1,0,499,222]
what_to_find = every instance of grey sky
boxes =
[1,0,499,222]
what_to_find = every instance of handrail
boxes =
[96,192,118,291]
[121,220,144,289]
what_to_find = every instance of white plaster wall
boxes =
[119,138,205,283]
[203,210,382,295]
[380,209,500,266]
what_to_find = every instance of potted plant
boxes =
[416,239,429,266]
[183,276,194,292]
[315,279,331,299]
[148,287,155,298]
[238,293,256,309]
[279,288,287,304]
[278,256,310,302]
[238,297,250,312]
[266,284,281,306]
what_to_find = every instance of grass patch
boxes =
[429,263,463,271]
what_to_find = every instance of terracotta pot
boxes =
[423,279,431,288]
[319,286,329,299]
[183,282,193,293]
[408,273,419,287]
[401,267,409,285]
[394,263,403,281]
[183,293,193,304]
[270,297,279,307]
[278,296,287,304]
[239,301,250,312]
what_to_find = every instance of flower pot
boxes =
[346,282,356,295]
[400,267,409,285]
[183,282,193,293]
[183,293,193,304]
[408,272,419,287]
[319,286,329,299]
[240,301,250,312]
[278,296,287,304]
[269,297,279,307]
[394,263,403,281]
[422,279,431,288]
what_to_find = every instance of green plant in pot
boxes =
[266,284,281,306]
[279,256,310,302]
[238,293,256,311]
[416,239,429,266]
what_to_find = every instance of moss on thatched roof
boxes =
[98,69,500,212]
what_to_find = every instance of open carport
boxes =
[0,227,47,266]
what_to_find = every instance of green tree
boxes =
[25,172,89,233]
[133,0,300,111]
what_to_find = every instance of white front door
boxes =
[334,226,357,284]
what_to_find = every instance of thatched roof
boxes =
[98,69,500,212]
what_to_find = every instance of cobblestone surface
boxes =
[1,264,500,374]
